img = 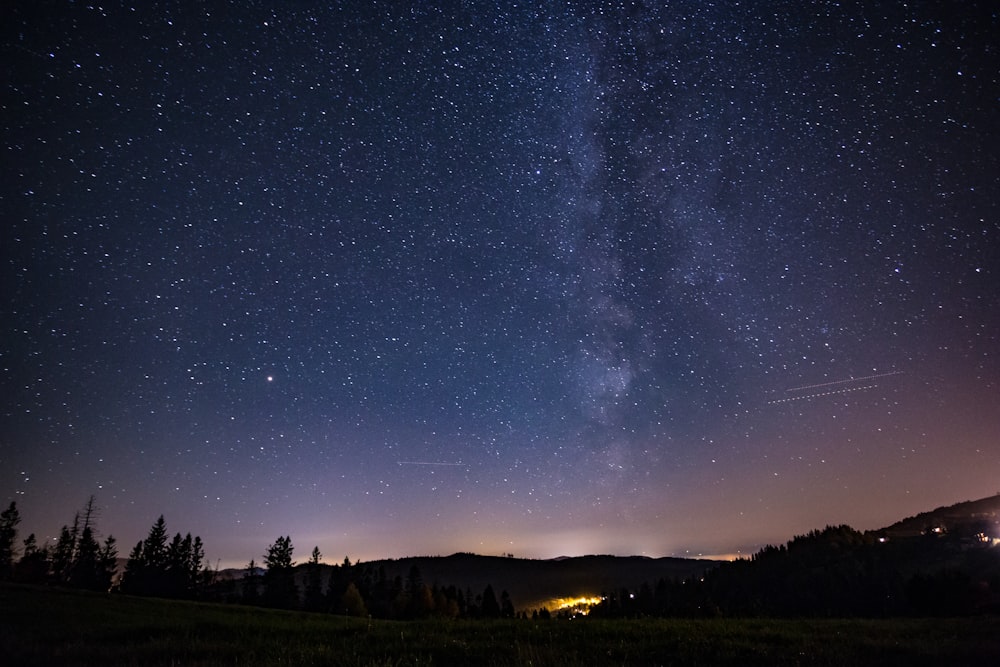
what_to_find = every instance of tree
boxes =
[142,516,169,572]
[120,516,197,598]
[241,559,261,605]
[480,584,501,618]
[404,565,434,618]
[65,496,105,589]
[16,533,50,584]
[97,535,118,590]
[121,541,145,592]
[262,536,298,609]
[165,532,203,598]
[500,589,515,618]
[51,519,78,584]
[303,546,325,612]
[341,582,368,617]
[121,517,167,596]
[0,501,20,580]
[69,524,101,590]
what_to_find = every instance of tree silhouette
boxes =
[120,516,200,599]
[15,533,50,584]
[402,564,434,618]
[69,524,101,590]
[500,589,515,618]
[164,532,204,598]
[142,516,169,572]
[51,519,78,584]
[33,497,119,591]
[480,584,501,618]
[0,501,20,580]
[303,546,325,611]
[121,516,169,596]
[341,582,368,617]
[262,536,298,609]
[241,559,261,605]
[97,535,118,590]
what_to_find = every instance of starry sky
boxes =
[3,1,999,567]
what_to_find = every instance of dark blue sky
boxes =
[3,1,998,565]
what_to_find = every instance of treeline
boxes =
[6,499,998,619]
[590,524,1000,618]
[0,499,520,619]
[0,498,118,591]
[224,537,519,619]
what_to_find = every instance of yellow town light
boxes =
[545,596,604,615]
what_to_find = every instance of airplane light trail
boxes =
[784,371,903,394]
[397,461,468,467]
[767,384,879,405]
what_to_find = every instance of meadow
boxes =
[2,583,997,666]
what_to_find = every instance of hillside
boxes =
[364,553,716,611]
[587,494,1000,617]
[879,494,1000,539]
[207,494,1000,616]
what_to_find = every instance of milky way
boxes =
[2,2,998,565]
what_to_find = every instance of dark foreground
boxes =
[2,584,997,666]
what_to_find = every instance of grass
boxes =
[2,583,998,666]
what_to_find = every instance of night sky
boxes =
[3,2,998,568]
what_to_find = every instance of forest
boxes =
[2,496,999,619]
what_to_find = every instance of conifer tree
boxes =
[51,519,78,584]
[120,516,197,598]
[69,524,101,589]
[142,516,169,572]
[189,535,205,594]
[0,501,20,580]
[500,589,515,618]
[121,540,144,591]
[303,546,325,611]
[341,581,368,617]
[480,584,501,618]
[16,533,50,584]
[97,535,118,590]
[241,559,261,605]
[262,536,298,609]
[404,565,434,618]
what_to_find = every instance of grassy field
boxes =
[2,583,998,666]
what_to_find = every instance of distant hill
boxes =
[210,494,1000,616]
[361,553,716,611]
[587,494,1000,617]
[878,494,1000,539]
[213,553,716,612]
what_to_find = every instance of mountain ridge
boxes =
[212,494,1000,613]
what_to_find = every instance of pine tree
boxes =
[241,559,261,605]
[15,533,50,584]
[121,540,144,592]
[262,536,298,609]
[51,521,78,584]
[165,532,191,597]
[481,584,501,618]
[341,582,368,617]
[69,524,101,590]
[98,535,118,590]
[0,501,20,580]
[143,516,169,571]
[121,516,171,596]
[303,546,325,611]
[189,535,205,596]
[405,565,434,618]
[500,589,515,618]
